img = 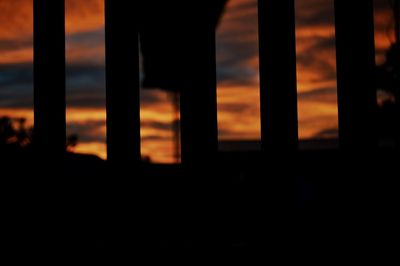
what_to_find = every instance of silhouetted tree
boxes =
[0,117,32,158]
[66,134,79,151]
[0,116,83,159]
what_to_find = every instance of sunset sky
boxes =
[0,0,396,163]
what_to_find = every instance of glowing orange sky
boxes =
[0,0,395,163]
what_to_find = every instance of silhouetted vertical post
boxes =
[104,1,141,253]
[256,1,298,251]
[334,0,377,150]
[179,14,218,169]
[177,5,220,249]
[258,0,299,152]
[105,1,141,165]
[34,0,66,162]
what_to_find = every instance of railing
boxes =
[33,0,377,167]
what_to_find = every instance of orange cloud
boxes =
[0,0,32,64]
[0,0,33,40]
[298,101,338,139]
[374,6,396,64]
[65,0,104,34]
[217,85,260,140]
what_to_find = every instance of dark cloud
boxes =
[296,36,337,82]
[298,87,338,103]
[140,89,174,107]
[0,63,33,108]
[141,135,171,142]
[67,29,104,46]
[314,128,339,139]
[216,128,236,139]
[141,121,173,131]
[219,103,255,113]
[65,63,105,108]
[0,63,32,87]
[0,37,32,53]
[295,0,334,27]
[216,0,259,86]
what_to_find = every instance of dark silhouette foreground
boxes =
[2,0,399,260]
